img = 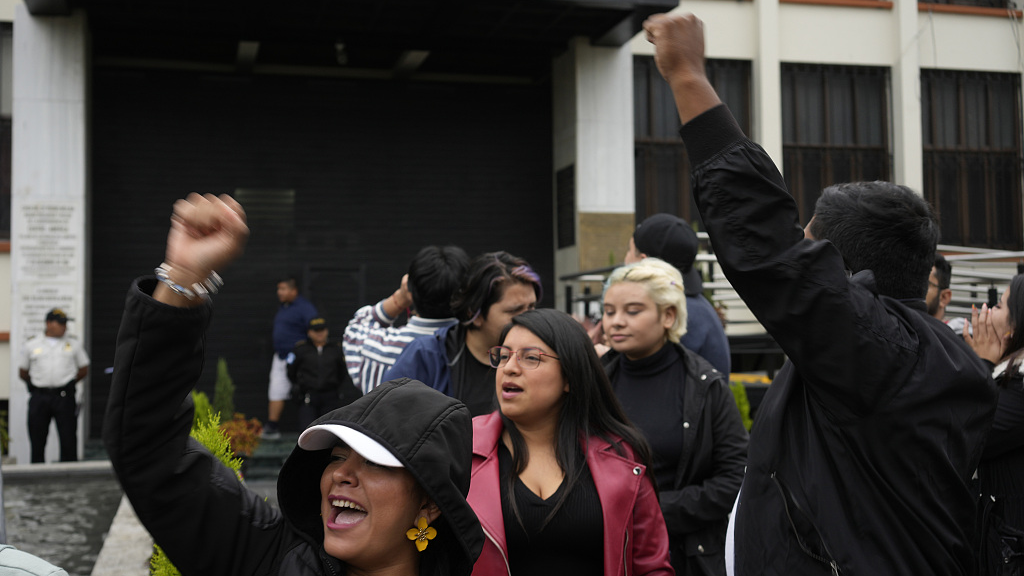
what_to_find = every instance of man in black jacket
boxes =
[287,317,361,430]
[644,13,997,576]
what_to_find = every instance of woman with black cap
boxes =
[103,193,483,576]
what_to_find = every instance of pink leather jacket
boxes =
[468,412,674,576]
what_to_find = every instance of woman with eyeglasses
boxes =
[602,258,747,576]
[467,308,673,576]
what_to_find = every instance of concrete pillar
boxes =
[753,0,783,165]
[892,0,923,192]
[552,38,635,313]
[10,4,89,464]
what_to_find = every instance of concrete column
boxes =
[892,0,923,191]
[753,0,783,165]
[552,38,635,312]
[10,4,89,465]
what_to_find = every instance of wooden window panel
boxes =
[633,57,751,226]
[921,69,1022,249]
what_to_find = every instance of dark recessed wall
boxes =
[90,67,553,437]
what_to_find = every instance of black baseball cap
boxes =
[308,317,328,330]
[633,213,704,296]
[45,308,71,324]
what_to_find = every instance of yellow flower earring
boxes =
[406,516,437,552]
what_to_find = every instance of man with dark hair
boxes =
[928,254,955,321]
[625,212,731,374]
[344,245,469,393]
[263,276,318,440]
[385,251,542,416]
[644,13,996,575]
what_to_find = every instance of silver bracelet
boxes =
[154,264,223,301]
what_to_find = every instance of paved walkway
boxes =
[91,497,151,576]
[87,477,278,576]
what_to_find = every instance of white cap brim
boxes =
[297,424,403,468]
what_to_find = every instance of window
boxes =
[634,57,751,225]
[922,69,1022,249]
[781,64,892,223]
[923,0,1012,8]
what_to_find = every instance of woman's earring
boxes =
[406,516,437,552]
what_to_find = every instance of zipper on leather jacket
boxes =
[482,525,512,575]
[623,529,630,576]
[771,472,841,576]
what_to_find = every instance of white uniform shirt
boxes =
[19,334,90,389]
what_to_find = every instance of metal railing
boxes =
[559,239,1024,336]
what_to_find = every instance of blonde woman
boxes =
[602,257,748,576]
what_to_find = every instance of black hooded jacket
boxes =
[681,105,997,576]
[103,278,482,576]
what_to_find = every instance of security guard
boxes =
[18,308,89,463]
[286,317,361,431]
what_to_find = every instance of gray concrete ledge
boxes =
[3,460,114,482]
[91,496,152,576]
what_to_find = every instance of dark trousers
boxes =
[28,389,77,463]
[296,390,345,431]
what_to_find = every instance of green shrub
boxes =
[729,381,754,432]
[191,390,213,430]
[151,409,243,575]
[212,357,235,419]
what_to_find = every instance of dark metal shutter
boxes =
[90,68,553,437]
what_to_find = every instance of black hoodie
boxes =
[104,278,483,576]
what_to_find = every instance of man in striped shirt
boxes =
[343,245,469,393]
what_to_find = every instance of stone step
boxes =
[243,432,299,480]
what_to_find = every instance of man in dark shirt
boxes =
[286,317,360,430]
[644,12,996,575]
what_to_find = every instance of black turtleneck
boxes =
[609,342,687,490]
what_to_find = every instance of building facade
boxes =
[0,0,1020,463]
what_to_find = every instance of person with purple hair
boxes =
[385,251,542,416]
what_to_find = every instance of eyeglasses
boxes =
[488,346,560,370]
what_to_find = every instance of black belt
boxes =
[33,387,71,396]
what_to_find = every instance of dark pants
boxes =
[28,388,77,463]
[295,389,345,431]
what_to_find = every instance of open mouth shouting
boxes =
[326,497,368,529]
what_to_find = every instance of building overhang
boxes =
[26,0,677,79]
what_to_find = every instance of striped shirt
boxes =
[343,299,458,394]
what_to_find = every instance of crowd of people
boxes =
[90,10,1023,576]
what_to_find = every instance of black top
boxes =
[979,369,1024,529]
[609,342,687,492]
[498,442,603,576]
[447,325,497,416]
[287,340,358,398]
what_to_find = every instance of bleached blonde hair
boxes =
[604,257,688,343]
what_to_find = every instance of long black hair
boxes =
[1000,274,1024,384]
[497,308,654,529]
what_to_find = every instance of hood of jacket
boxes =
[277,377,484,576]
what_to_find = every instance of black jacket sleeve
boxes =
[287,345,301,385]
[103,278,293,576]
[682,105,921,417]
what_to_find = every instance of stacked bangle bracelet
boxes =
[155,264,223,301]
